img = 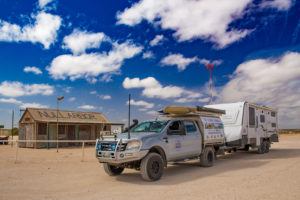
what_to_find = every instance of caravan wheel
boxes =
[264,141,270,153]
[257,142,266,154]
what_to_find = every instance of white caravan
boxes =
[206,102,279,153]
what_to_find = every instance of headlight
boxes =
[126,140,141,151]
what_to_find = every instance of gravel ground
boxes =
[0,135,300,200]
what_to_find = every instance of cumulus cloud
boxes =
[20,102,48,109]
[127,99,154,109]
[160,54,197,71]
[0,81,54,97]
[219,52,300,128]
[260,0,292,10]
[0,98,22,104]
[78,104,96,110]
[68,97,76,102]
[160,53,222,71]
[99,95,112,100]
[62,30,107,55]
[149,35,164,46]
[0,97,48,109]
[142,51,154,59]
[123,77,203,101]
[0,12,61,49]
[117,0,253,48]
[24,66,43,75]
[39,0,54,8]
[48,42,142,81]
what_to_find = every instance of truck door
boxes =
[183,120,202,156]
[164,120,186,161]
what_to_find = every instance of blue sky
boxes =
[0,0,299,128]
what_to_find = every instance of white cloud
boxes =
[78,104,96,110]
[68,97,76,102]
[0,97,48,109]
[99,95,112,100]
[117,0,252,48]
[260,0,292,10]
[219,52,300,128]
[127,99,154,109]
[149,35,164,46]
[123,77,202,101]
[146,110,158,116]
[62,30,107,55]
[48,42,142,81]
[142,51,154,59]
[0,81,54,97]
[24,66,43,75]
[160,54,197,71]
[0,12,61,49]
[39,0,54,8]
[20,102,49,109]
[0,98,22,104]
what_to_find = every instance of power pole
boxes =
[11,110,14,146]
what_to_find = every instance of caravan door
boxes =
[247,106,258,145]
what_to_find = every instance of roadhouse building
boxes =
[19,108,123,148]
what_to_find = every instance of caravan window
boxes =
[271,112,276,117]
[249,107,255,126]
[260,115,265,123]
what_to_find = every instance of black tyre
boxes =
[140,153,164,181]
[257,141,266,154]
[103,163,124,176]
[244,145,250,151]
[264,141,270,153]
[200,146,215,167]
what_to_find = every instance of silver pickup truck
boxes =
[95,106,225,181]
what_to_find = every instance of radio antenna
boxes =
[128,94,131,139]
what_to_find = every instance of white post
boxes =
[81,141,85,162]
[15,141,19,163]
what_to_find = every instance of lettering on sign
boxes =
[37,111,97,120]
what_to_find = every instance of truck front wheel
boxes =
[140,153,164,181]
[200,146,215,167]
[103,163,124,176]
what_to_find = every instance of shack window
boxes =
[58,125,66,135]
[38,123,47,135]
[272,123,277,127]
[260,115,265,123]
[249,107,255,126]
[271,112,276,117]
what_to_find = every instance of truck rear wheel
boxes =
[103,163,124,176]
[140,153,164,181]
[200,146,215,167]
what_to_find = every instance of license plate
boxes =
[102,152,110,158]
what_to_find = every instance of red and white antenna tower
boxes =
[205,63,214,104]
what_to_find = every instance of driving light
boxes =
[126,140,141,151]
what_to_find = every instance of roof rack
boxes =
[158,106,225,115]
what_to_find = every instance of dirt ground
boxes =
[0,135,300,200]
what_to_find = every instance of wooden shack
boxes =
[18,108,123,148]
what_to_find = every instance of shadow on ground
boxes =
[115,148,300,185]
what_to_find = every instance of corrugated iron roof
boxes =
[20,108,109,124]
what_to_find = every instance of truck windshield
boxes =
[131,121,168,133]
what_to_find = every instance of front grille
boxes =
[100,142,117,151]
[98,141,127,152]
